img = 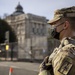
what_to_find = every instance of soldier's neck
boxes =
[60,31,75,41]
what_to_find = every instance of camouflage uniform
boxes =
[39,37,75,75]
[39,6,75,75]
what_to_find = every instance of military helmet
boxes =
[48,6,75,25]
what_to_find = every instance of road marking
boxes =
[0,64,20,68]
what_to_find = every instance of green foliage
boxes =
[0,19,17,43]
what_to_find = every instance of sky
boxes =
[0,0,75,20]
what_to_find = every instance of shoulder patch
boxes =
[58,57,73,75]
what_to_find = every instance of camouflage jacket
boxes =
[39,37,75,75]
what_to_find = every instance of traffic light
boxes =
[5,44,9,51]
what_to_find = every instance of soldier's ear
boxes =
[63,21,69,29]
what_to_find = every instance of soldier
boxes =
[39,6,75,75]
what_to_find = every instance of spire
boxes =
[16,2,23,10]
[18,2,20,5]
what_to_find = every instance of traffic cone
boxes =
[9,67,13,75]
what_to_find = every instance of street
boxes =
[0,61,40,75]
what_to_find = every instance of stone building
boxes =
[5,3,48,60]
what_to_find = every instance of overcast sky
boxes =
[0,0,75,19]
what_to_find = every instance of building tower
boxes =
[13,2,24,16]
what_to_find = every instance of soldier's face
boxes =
[51,21,65,40]
[53,21,64,32]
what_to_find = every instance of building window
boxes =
[32,27,35,34]
[41,24,46,36]
[32,23,37,35]
[36,28,39,35]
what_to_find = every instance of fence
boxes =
[17,39,60,62]
[0,39,60,62]
[0,42,18,61]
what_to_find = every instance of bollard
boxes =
[9,67,13,75]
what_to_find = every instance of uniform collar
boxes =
[59,36,75,48]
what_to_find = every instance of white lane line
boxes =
[0,64,20,68]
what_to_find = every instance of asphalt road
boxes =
[0,61,40,75]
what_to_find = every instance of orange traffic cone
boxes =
[9,67,13,75]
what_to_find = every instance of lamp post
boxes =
[5,31,9,61]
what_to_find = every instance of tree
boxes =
[0,19,17,43]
